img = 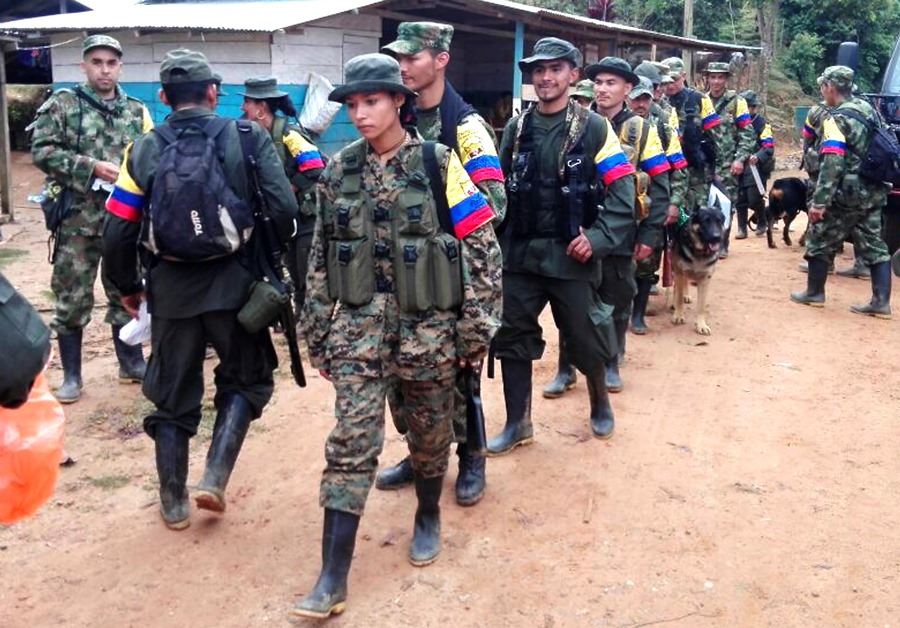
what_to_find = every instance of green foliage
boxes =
[780,32,825,93]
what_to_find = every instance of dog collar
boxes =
[676,206,690,228]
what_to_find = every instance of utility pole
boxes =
[683,0,694,83]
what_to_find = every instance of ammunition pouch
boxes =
[635,171,651,221]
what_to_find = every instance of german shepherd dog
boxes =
[750,177,809,249]
[671,206,725,336]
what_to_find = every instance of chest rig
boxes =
[326,138,463,313]
[614,111,652,221]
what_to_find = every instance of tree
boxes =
[753,0,780,106]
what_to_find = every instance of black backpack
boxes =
[0,272,51,409]
[834,108,900,186]
[143,118,255,262]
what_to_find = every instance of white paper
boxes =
[708,184,733,230]
[299,72,342,137]
[119,301,151,346]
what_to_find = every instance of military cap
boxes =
[654,62,674,84]
[628,76,655,100]
[741,90,760,107]
[83,34,122,57]
[817,65,854,89]
[571,79,596,101]
[240,76,288,100]
[159,49,215,85]
[213,72,227,97]
[661,57,685,75]
[518,37,582,72]
[382,22,454,55]
[329,53,417,103]
[705,61,731,74]
[585,56,639,86]
[634,61,662,85]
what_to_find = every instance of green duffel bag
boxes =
[0,271,51,409]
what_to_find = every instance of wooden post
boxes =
[683,0,694,82]
[512,21,524,114]
[651,43,657,62]
[0,45,13,223]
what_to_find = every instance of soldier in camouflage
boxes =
[736,90,775,238]
[790,66,892,318]
[571,79,596,108]
[294,53,502,619]
[797,102,839,274]
[31,35,153,404]
[377,22,506,506]
[703,62,757,254]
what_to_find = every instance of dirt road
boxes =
[2,153,898,628]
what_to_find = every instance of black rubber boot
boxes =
[455,443,485,507]
[837,255,871,279]
[195,394,254,513]
[409,474,443,566]
[374,456,414,491]
[790,258,829,307]
[155,423,190,530]
[720,226,731,258]
[112,325,147,383]
[586,370,615,439]
[486,359,534,456]
[754,209,768,236]
[542,333,577,399]
[631,279,653,335]
[55,329,83,404]
[604,318,627,393]
[736,205,748,239]
[292,508,360,619]
[850,261,892,319]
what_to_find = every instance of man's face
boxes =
[653,83,665,101]
[592,72,631,111]
[396,50,448,92]
[706,72,728,98]
[531,60,579,105]
[628,94,653,118]
[81,48,122,97]
[666,72,686,96]
[572,96,592,109]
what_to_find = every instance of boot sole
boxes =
[409,552,440,567]
[374,479,413,491]
[790,298,824,308]
[119,376,143,384]
[541,382,576,399]
[56,396,81,404]
[455,487,485,507]
[484,437,534,458]
[850,309,892,320]
[631,326,648,335]
[291,602,346,619]
[164,517,191,531]
[593,430,614,440]
[194,490,226,513]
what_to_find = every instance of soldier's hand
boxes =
[731,159,744,176]
[633,244,653,261]
[121,292,144,319]
[93,160,120,183]
[566,227,593,264]
[809,205,826,224]
[664,204,679,226]
[748,155,759,166]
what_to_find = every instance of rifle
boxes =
[240,125,306,388]
[464,363,488,455]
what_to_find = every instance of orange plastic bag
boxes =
[0,371,65,524]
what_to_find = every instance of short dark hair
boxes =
[162,78,213,108]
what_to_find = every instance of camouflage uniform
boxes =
[802,102,830,203]
[735,90,775,234]
[704,65,757,199]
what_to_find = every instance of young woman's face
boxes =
[344,91,404,141]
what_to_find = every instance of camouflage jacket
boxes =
[270,116,325,222]
[802,103,830,183]
[709,90,757,170]
[303,132,502,380]
[31,83,152,235]
[814,97,888,210]
[648,106,689,209]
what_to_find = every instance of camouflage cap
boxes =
[661,57,685,75]
[83,34,122,57]
[571,79,596,101]
[329,53,417,102]
[634,61,661,85]
[518,37,582,72]
[240,76,288,100]
[382,22,453,55]
[741,89,759,107]
[705,61,731,74]
[585,56,639,86]
[817,65,854,89]
[159,49,215,85]
[628,76,655,100]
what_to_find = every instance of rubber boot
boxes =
[112,325,146,383]
[631,279,653,335]
[292,508,360,619]
[155,423,190,530]
[790,258,829,307]
[586,370,615,439]
[409,474,443,566]
[799,260,835,274]
[455,443,485,507]
[736,205,748,239]
[486,359,534,456]
[604,318,627,393]
[55,329,83,404]
[837,255,871,279]
[194,394,253,512]
[720,226,731,258]
[850,261,892,319]
[754,209,768,236]
[374,456,413,491]
[542,333,577,399]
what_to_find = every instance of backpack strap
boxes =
[423,141,455,238]
[153,123,178,146]
[236,119,255,175]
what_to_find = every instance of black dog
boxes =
[750,177,809,249]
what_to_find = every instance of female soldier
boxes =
[240,76,325,310]
[293,53,502,619]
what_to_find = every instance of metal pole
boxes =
[0,47,13,222]
[513,21,524,114]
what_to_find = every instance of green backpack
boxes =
[0,272,51,409]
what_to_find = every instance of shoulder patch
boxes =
[456,116,503,184]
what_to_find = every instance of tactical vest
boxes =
[506,103,602,242]
[325,138,463,313]
[615,113,652,221]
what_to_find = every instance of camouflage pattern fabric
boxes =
[708,90,757,198]
[805,205,888,265]
[667,88,726,212]
[382,21,454,55]
[31,83,152,332]
[320,375,454,515]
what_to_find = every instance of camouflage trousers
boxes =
[320,374,454,516]
[389,368,467,444]
[51,221,130,334]
[805,204,889,265]
[635,245,664,283]
[685,168,710,213]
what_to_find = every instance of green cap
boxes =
[329,53,417,103]
[817,65,854,89]
[654,62,674,84]
[585,56,639,86]
[382,22,454,55]
[518,37,582,72]
[741,90,759,107]
[628,76,655,100]
[634,61,661,85]
[213,72,227,96]
[83,34,122,57]
[240,76,288,100]
[705,61,731,74]
[159,49,215,85]
[571,79,595,101]
[661,57,685,75]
